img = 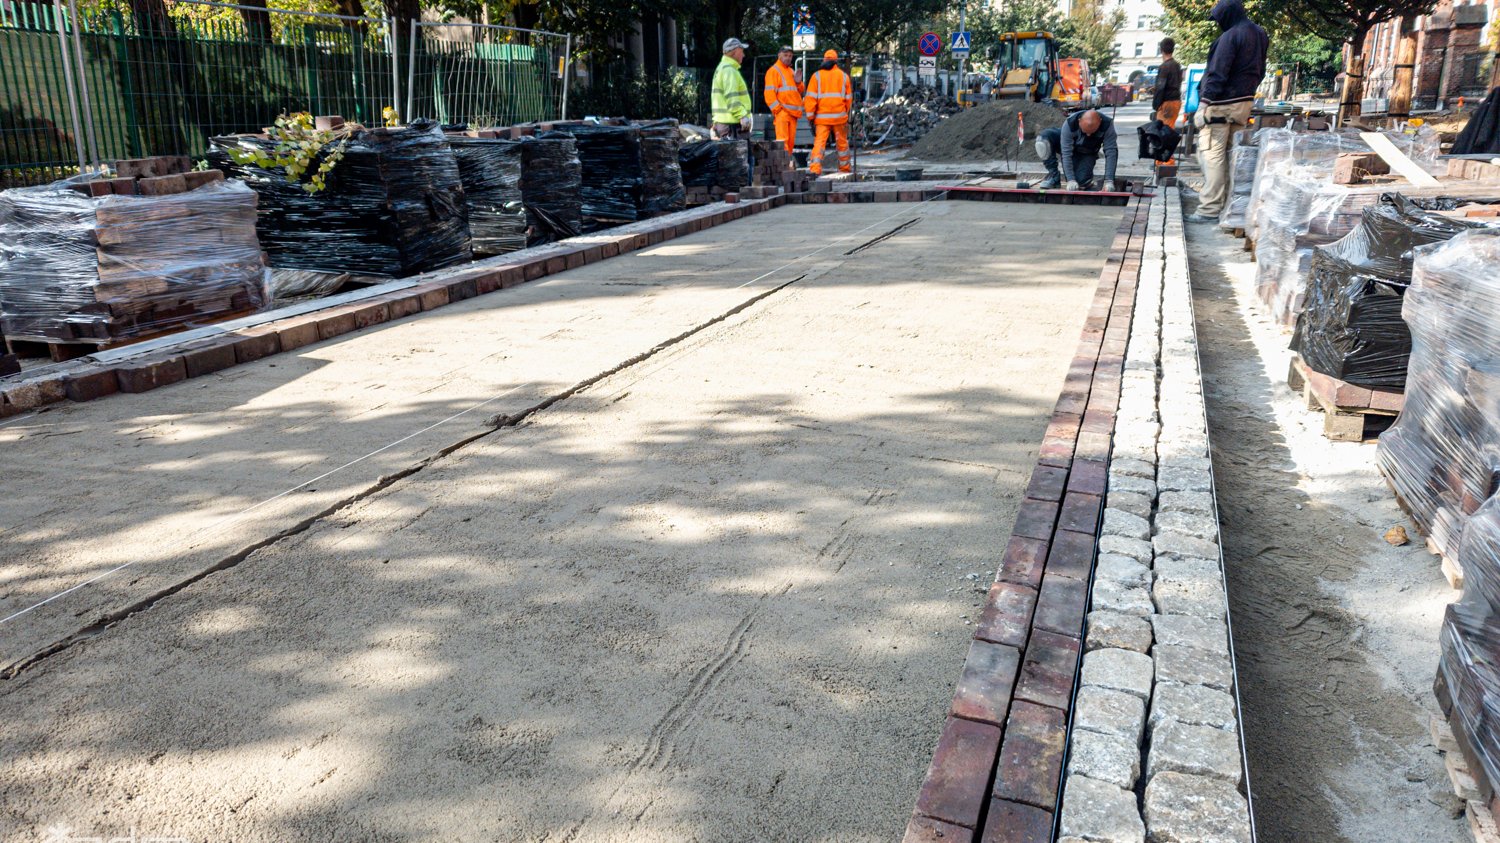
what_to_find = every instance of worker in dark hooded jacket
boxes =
[1187,0,1268,222]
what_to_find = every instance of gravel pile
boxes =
[908,100,1066,162]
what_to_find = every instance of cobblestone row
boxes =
[1060,189,1252,843]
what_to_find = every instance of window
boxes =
[1138,16,1148,28]
[1135,42,1144,56]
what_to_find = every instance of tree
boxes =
[1062,0,1125,78]
[808,0,949,59]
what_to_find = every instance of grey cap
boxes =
[722,37,749,52]
[779,45,794,52]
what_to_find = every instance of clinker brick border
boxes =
[906,197,1150,843]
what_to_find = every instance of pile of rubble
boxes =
[855,84,961,146]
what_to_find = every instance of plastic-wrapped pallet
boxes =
[567,123,645,225]
[637,119,685,217]
[1292,195,1500,387]
[1244,128,1368,241]
[1378,232,1500,798]
[520,133,583,245]
[1219,142,1260,229]
[210,119,471,278]
[0,179,266,344]
[448,136,527,256]
[1379,230,1500,561]
[1250,160,1355,325]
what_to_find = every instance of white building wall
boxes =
[1108,0,1168,82]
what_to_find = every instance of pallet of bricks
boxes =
[742,139,813,199]
[0,156,264,361]
[1377,230,1500,843]
[681,136,749,206]
[1283,194,1500,440]
[1244,126,1500,330]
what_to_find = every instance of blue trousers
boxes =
[1040,127,1098,188]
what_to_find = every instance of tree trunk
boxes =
[335,0,367,19]
[1388,23,1418,118]
[1339,24,1371,124]
[128,0,174,36]
[238,0,272,42]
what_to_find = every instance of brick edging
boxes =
[905,198,1150,843]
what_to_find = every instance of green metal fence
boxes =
[1,2,576,188]
[407,22,567,127]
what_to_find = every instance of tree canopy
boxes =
[960,0,1125,77]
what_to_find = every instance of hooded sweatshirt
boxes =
[1201,0,1268,105]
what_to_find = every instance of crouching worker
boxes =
[1035,109,1119,192]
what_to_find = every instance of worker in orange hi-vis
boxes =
[764,45,805,157]
[803,49,853,176]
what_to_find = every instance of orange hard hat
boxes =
[823,49,839,60]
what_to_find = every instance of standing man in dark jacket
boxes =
[1153,38,1184,128]
[1188,0,1268,222]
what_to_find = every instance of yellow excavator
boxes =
[994,31,1061,102]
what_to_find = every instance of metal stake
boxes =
[53,1,88,177]
[561,33,571,120]
[406,19,417,123]
[67,0,101,170]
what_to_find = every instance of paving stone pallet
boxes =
[904,188,1254,843]
[1436,672,1500,843]
[1285,354,1403,442]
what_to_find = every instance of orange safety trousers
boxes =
[810,123,850,174]
[773,111,799,155]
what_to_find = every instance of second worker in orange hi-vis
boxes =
[764,45,805,157]
[803,49,852,176]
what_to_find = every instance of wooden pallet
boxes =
[1288,355,1404,442]
[1432,710,1500,843]
[1378,464,1465,589]
[5,306,258,362]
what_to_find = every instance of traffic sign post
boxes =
[950,31,971,58]
[793,5,815,52]
[919,55,936,80]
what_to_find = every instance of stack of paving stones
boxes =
[1058,188,1252,843]
[905,197,1150,842]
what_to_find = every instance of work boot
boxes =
[1038,175,1061,189]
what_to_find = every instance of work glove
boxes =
[1066,180,1080,191]
[1104,180,1117,192]
[740,116,753,131]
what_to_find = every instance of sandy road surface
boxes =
[0,202,1118,841]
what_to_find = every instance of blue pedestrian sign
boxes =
[918,32,942,57]
[950,31,971,57]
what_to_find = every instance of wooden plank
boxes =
[1359,132,1442,187]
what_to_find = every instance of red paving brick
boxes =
[992,701,1067,808]
[911,198,1148,841]
[904,815,975,842]
[950,640,1023,726]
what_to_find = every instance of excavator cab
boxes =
[994,31,1060,103]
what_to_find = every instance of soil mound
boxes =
[909,100,1067,162]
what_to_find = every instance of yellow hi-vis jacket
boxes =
[710,55,752,124]
[803,66,852,125]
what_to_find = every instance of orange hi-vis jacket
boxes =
[803,67,852,126]
[764,61,805,118]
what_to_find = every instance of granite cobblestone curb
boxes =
[1060,188,1253,843]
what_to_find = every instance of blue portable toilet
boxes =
[1183,63,1208,117]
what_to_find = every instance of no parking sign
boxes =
[918,32,942,57]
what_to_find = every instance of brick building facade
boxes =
[1355,0,1495,113]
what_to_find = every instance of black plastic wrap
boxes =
[448,136,527,256]
[637,120,685,217]
[1453,86,1500,156]
[210,120,471,278]
[566,123,644,223]
[1442,494,1500,795]
[715,140,749,190]
[0,179,266,343]
[1292,195,1500,387]
[519,133,583,245]
[1379,230,1500,561]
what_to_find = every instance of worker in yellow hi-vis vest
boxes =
[803,49,852,176]
[763,45,805,156]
